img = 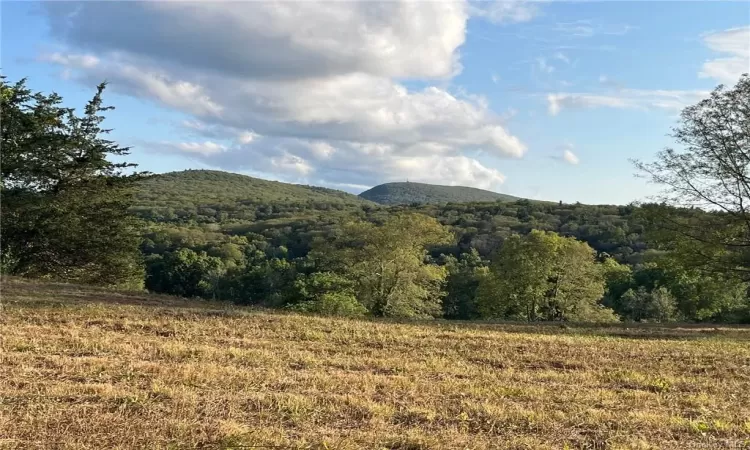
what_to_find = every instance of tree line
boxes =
[3,74,750,323]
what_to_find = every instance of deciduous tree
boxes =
[477,231,617,322]
[634,74,750,279]
[311,214,453,318]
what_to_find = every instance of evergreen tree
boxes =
[1,77,144,287]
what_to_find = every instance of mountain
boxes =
[133,170,373,216]
[359,182,521,205]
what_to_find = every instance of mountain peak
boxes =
[359,182,520,205]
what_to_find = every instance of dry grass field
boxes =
[1,277,749,449]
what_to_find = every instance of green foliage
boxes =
[289,272,367,317]
[359,182,520,205]
[146,249,225,298]
[1,77,144,288]
[602,257,748,322]
[133,169,373,224]
[7,76,748,325]
[657,261,748,322]
[225,257,298,307]
[477,231,617,322]
[439,249,488,320]
[312,213,453,318]
[617,287,678,323]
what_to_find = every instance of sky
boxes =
[2,1,749,205]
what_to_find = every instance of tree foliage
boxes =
[5,76,748,324]
[359,181,520,205]
[439,248,488,320]
[1,77,144,287]
[289,272,367,317]
[311,214,453,318]
[477,231,617,322]
[145,249,224,299]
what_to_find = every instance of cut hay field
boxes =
[1,278,749,449]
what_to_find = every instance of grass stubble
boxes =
[0,278,749,449]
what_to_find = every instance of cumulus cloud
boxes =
[388,155,506,188]
[39,0,527,191]
[42,1,468,80]
[700,27,750,85]
[145,136,509,191]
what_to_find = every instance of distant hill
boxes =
[133,170,373,221]
[359,182,521,205]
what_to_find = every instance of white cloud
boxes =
[170,141,227,156]
[554,52,570,64]
[40,52,99,69]
[148,137,509,191]
[537,57,555,74]
[307,142,336,160]
[39,1,528,190]
[491,72,500,84]
[271,153,314,176]
[43,1,468,80]
[547,26,746,118]
[551,143,579,165]
[700,26,750,85]
[562,149,579,165]
[386,155,506,189]
[237,131,259,145]
[55,55,224,117]
[554,20,634,38]
[470,0,539,24]
[547,89,710,115]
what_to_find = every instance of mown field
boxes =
[1,278,749,449]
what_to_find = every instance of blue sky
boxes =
[3,1,749,205]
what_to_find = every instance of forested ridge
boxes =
[4,74,750,324]
[132,169,747,323]
[358,181,521,205]
[132,170,644,262]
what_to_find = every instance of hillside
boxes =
[133,170,372,217]
[3,277,750,449]
[359,181,521,205]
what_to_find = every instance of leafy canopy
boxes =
[478,230,617,322]
[311,213,453,318]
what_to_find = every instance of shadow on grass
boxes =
[1,276,235,312]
